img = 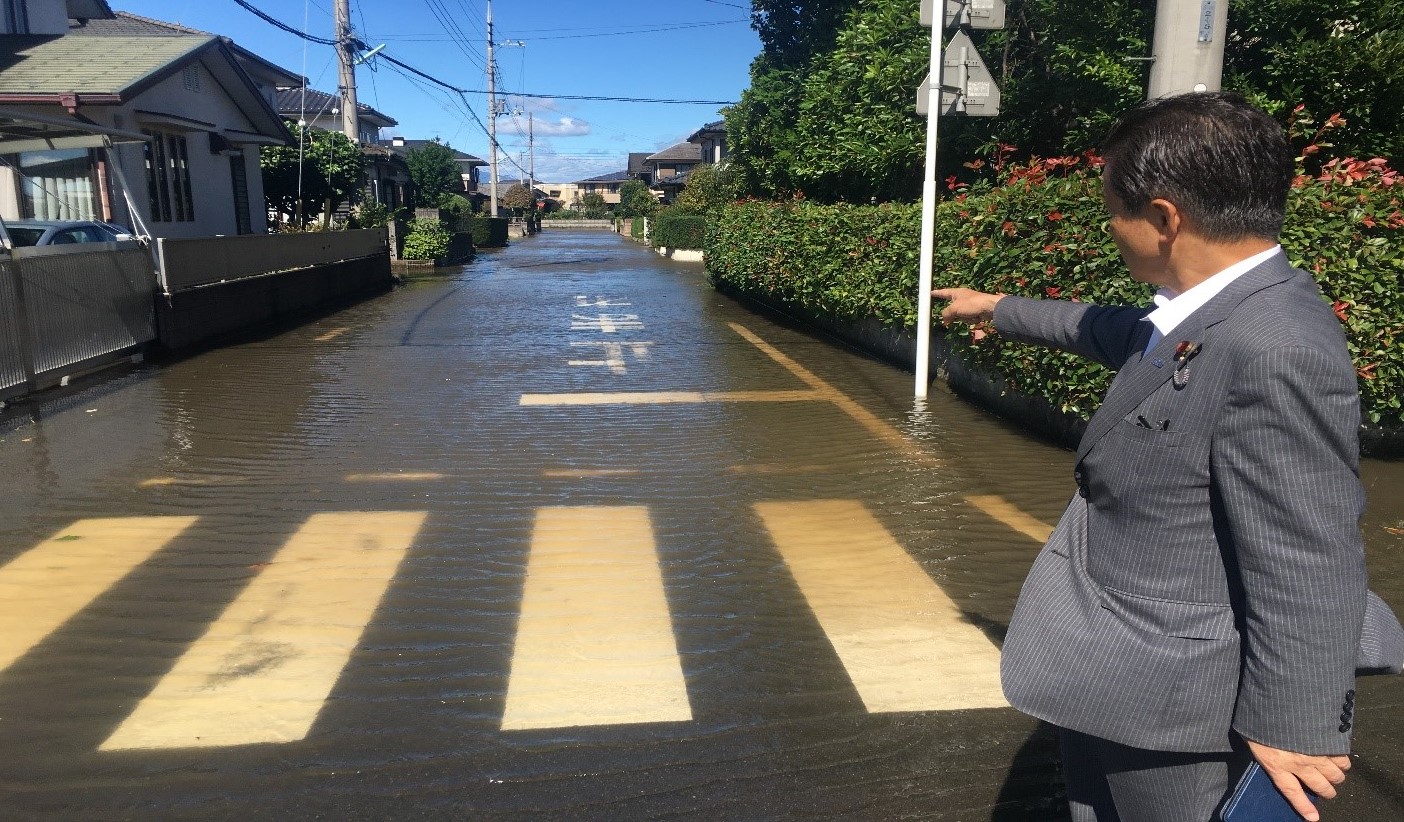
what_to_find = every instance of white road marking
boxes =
[575,296,630,307]
[964,495,1055,542]
[568,341,653,374]
[571,314,644,333]
[518,389,823,406]
[755,500,1007,712]
[344,472,448,483]
[501,506,691,730]
[314,327,349,342]
[100,511,426,750]
[0,517,199,673]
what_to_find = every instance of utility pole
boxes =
[486,0,499,217]
[528,112,535,194]
[334,0,359,142]
[1147,0,1228,98]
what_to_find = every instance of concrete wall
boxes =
[154,253,393,351]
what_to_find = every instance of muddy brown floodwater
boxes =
[1,229,1401,821]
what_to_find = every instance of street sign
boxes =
[916,32,1001,117]
[920,0,1006,30]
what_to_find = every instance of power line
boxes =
[233,0,733,104]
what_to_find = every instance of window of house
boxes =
[1,0,28,34]
[143,129,195,222]
[17,149,99,221]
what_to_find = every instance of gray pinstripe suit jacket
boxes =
[993,253,1369,755]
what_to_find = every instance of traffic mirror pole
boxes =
[914,17,942,399]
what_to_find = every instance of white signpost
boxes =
[914,0,1005,398]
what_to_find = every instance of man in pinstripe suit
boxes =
[934,92,1374,821]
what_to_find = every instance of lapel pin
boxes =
[1172,341,1201,389]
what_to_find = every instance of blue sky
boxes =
[115,1,762,182]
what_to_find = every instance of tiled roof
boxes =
[378,138,485,165]
[687,119,725,142]
[277,87,397,127]
[66,11,209,36]
[0,34,213,96]
[626,152,650,175]
[646,141,702,163]
[576,170,631,183]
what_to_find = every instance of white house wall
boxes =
[104,61,270,237]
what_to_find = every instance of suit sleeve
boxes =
[992,295,1150,370]
[1215,345,1368,755]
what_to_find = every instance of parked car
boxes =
[2,219,134,248]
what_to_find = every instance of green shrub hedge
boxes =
[707,155,1404,428]
[401,218,452,261]
[652,211,708,250]
[470,216,510,248]
[631,217,645,239]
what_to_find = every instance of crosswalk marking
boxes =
[756,500,1007,713]
[99,511,426,750]
[965,495,1055,542]
[0,517,199,673]
[501,506,691,731]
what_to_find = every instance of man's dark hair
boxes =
[1101,91,1293,242]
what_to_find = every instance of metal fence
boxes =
[1,242,157,401]
[156,228,389,293]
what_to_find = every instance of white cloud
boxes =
[530,116,591,137]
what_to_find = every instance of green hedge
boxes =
[631,217,645,239]
[470,216,510,248]
[652,212,708,250]
[707,156,1404,428]
[401,218,452,261]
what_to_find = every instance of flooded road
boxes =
[1,230,1402,820]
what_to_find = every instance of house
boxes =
[688,120,727,165]
[574,170,632,205]
[640,141,702,204]
[0,0,296,237]
[642,142,702,186]
[379,137,486,206]
[626,151,651,182]
[276,87,409,211]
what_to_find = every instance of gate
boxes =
[0,242,158,402]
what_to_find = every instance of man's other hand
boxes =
[931,288,1003,327]
[1245,738,1351,822]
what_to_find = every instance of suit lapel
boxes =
[1074,254,1297,464]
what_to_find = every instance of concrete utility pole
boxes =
[334,0,359,142]
[528,112,535,194]
[486,0,500,217]
[1147,0,1229,98]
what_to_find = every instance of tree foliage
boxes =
[502,183,535,213]
[617,179,652,216]
[1224,0,1404,166]
[673,164,739,214]
[731,0,1404,202]
[260,122,365,224]
[406,141,460,207]
[576,192,611,219]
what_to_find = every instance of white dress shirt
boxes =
[1142,245,1283,354]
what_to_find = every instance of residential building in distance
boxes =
[275,87,410,211]
[689,120,727,165]
[0,0,296,237]
[575,170,632,205]
[379,137,487,206]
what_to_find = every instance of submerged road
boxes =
[1,230,1402,820]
